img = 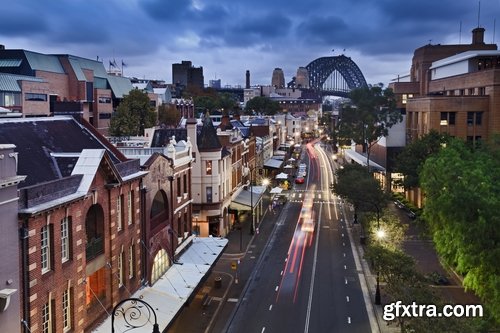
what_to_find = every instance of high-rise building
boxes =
[295,67,310,88]
[272,68,285,88]
[246,70,250,89]
[172,60,204,89]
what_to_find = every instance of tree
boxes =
[395,130,449,189]
[366,211,407,250]
[109,89,156,136]
[244,96,280,115]
[333,163,387,214]
[158,104,181,128]
[337,85,401,169]
[420,139,500,325]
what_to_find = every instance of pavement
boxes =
[167,183,481,333]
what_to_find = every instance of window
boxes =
[151,249,170,284]
[206,161,212,175]
[206,186,212,203]
[118,250,124,287]
[0,91,21,107]
[42,302,52,333]
[177,177,181,197]
[128,191,133,225]
[476,112,483,125]
[41,225,51,273]
[25,93,47,101]
[63,288,71,331]
[183,174,188,194]
[467,112,474,126]
[467,112,483,126]
[440,112,456,126]
[117,195,123,231]
[448,112,456,125]
[61,217,70,262]
[98,96,111,103]
[129,245,134,279]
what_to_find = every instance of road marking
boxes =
[250,256,256,259]
[342,233,344,237]
[343,242,345,246]
[269,304,273,311]
[343,253,346,257]
[280,270,283,276]
[345,278,348,285]
[346,296,350,302]
[261,327,266,333]
[344,265,347,270]
[227,298,239,303]
[275,286,279,292]
[348,317,351,324]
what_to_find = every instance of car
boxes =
[295,177,305,184]
[407,210,416,219]
[301,218,315,232]
[394,200,405,209]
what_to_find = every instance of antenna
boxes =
[459,21,462,44]
[477,0,481,28]
[494,19,497,44]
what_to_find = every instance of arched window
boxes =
[150,191,168,231]
[151,249,170,284]
[85,204,104,261]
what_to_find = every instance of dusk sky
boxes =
[1,0,499,87]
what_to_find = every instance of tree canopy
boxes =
[333,163,387,213]
[109,89,156,136]
[337,85,401,166]
[395,130,449,189]
[158,103,181,128]
[244,96,280,115]
[420,139,500,324]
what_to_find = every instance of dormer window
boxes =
[206,160,212,175]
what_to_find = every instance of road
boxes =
[226,142,372,333]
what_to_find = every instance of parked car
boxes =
[295,177,305,184]
[394,200,405,209]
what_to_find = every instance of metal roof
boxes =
[24,51,65,73]
[0,59,22,67]
[0,73,45,92]
[107,75,133,98]
[66,55,108,81]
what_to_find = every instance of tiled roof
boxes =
[0,116,122,187]
[0,73,45,92]
[197,115,222,151]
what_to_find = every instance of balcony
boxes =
[86,236,104,261]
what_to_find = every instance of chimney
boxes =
[472,27,485,44]
[246,70,250,89]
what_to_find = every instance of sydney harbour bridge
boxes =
[216,55,367,99]
[300,55,367,98]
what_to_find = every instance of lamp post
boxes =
[374,205,383,305]
[112,298,160,333]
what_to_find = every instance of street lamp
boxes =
[112,298,160,333]
[374,206,383,305]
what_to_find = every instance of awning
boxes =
[275,172,288,180]
[344,149,385,171]
[92,236,227,333]
[284,164,294,169]
[229,186,265,211]
[264,158,283,169]
[270,186,283,194]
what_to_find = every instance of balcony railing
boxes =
[86,236,104,261]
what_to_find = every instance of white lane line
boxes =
[345,277,348,285]
[280,270,283,276]
[342,233,344,237]
[261,327,266,333]
[304,204,323,333]
[346,296,350,302]
[343,253,346,257]
[343,242,345,246]
[275,286,279,292]
[348,317,351,324]
[344,265,347,270]
[269,304,273,311]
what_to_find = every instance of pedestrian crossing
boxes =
[286,191,342,205]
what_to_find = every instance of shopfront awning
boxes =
[275,172,288,180]
[229,186,266,211]
[270,186,283,194]
[264,157,284,169]
[344,149,385,172]
[92,236,227,333]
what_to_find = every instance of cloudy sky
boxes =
[1,0,499,87]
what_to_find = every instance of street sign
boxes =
[231,261,237,270]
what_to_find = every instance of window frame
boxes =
[41,225,51,273]
[62,288,71,332]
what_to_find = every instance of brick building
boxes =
[0,116,146,333]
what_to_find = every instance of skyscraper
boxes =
[172,60,204,89]
[271,68,285,88]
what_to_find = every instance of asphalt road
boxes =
[226,142,371,333]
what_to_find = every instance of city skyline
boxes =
[1,0,499,87]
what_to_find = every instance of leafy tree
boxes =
[337,85,401,169]
[366,211,407,250]
[109,89,156,136]
[420,139,500,325]
[158,103,181,128]
[333,163,387,214]
[395,130,449,189]
[244,96,280,115]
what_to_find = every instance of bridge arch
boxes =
[306,55,367,97]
